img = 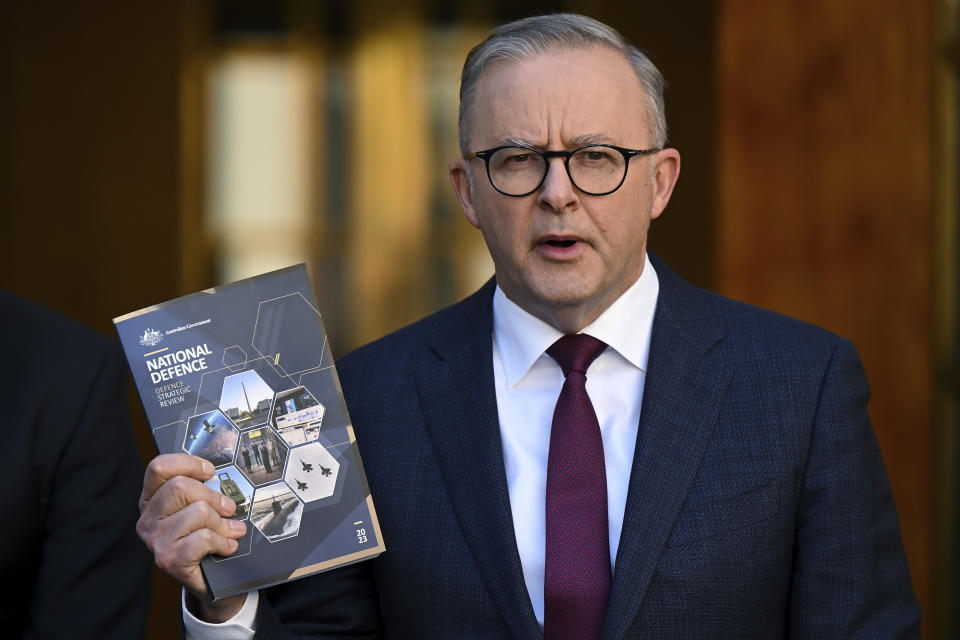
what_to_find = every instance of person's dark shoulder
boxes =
[704,289,839,351]
[0,294,150,640]
[651,254,846,368]
[0,289,128,417]
[0,288,120,370]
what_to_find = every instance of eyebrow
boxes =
[498,136,539,148]
[496,133,614,149]
[569,133,613,146]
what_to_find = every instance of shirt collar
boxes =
[493,253,660,388]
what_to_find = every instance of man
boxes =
[1,289,151,638]
[241,446,253,474]
[137,13,921,638]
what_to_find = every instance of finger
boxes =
[155,521,246,595]
[142,474,239,521]
[139,497,246,559]
[140,453,215,510]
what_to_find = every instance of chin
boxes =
[529,281,598,310]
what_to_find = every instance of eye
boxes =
[572,147,622,172]
[492,148,542,172]
[580,149,615,163]
[504,151,533,164]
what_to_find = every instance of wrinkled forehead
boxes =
[468,46,650,149]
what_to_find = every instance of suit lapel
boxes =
[411,258,731,640]
[602,256,732,640]
[415,281,542,640]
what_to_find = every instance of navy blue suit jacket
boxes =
[0,290,151,639]
[256,255,920,638]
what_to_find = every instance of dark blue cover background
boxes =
[114,265,382,600]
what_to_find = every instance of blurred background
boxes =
[1,0,956,637]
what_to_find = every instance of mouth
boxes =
[537,235,583,259]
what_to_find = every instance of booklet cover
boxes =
[114,264,384,601]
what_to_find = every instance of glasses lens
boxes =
[569,146,627,195]
[488,147,546,196]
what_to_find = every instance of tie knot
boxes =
[546,334,608,378]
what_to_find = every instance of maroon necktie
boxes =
[543,334,611,640]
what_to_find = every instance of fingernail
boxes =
[230,520,245,534]
[220,496,234,512]
[201,460,214,476]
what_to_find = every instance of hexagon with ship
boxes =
[237,427,287,486]
[251,482,303,542]
[183,409,239,468]
[219,369,276,430]
[205,466,254,520]
[284,442,340,503]
[270,386,325,446]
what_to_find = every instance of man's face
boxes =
[450,46,680,332]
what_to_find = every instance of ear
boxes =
[649,148,681,220]
[449,158,481,229]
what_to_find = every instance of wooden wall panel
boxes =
[717,1,934,633]
[1,2,183,328]
[347,17,433,347]
[1,3,187,638]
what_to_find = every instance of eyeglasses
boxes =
[463,143,662,197]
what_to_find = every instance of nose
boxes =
[536,157,578,213]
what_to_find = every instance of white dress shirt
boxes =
[184,255,659,637]
[493,256,658,626]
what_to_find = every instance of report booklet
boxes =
[114,264,384,601]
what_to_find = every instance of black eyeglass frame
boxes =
[463,143,663,197]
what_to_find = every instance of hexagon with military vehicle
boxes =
[205,466,254,520]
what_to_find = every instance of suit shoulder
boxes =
[651,253,845,357]
[0,289,119,371]
[696,288,849,363]
[0,290,130,449]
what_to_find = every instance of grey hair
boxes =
[458,13,668,154]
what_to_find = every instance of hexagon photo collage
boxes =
[185,368,338,545]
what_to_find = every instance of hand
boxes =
[137,453,248,621]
